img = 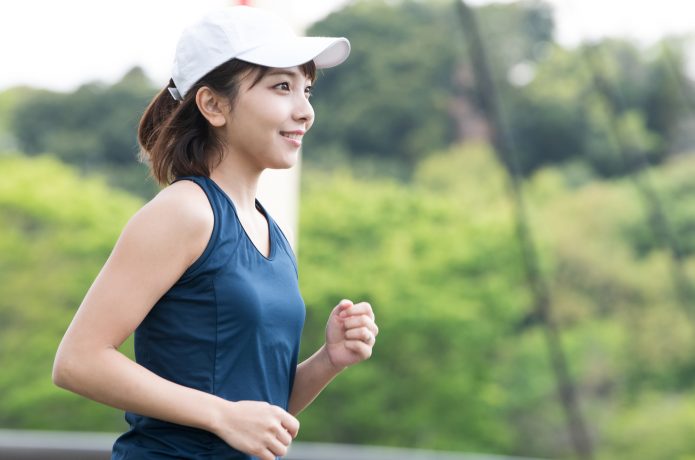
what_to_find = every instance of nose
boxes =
[293,93,314,129]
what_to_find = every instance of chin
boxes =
[270,153,300,170]
[266,159,297,170]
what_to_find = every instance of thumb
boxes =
[336,299,353,316]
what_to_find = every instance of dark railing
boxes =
[0,430,543,460]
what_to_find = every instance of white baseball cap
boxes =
[170,6,351,100]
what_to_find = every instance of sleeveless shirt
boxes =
[112,176,306,459]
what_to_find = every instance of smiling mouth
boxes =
[281,132,303,141]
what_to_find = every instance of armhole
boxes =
[174,177,218,284]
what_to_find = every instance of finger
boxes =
[338,299,353,310]
[345,327,374,343]
[344,321,378,341]
[276,426,293,446]
[267,437,289,458]
[342,315,374,330]
[345,339,373,358]
[329,300,349,317]
[360,322,379,338]
[280,412,300,438]
[259,447,279,460]
[340,301,374,319]
[332,300,353,321]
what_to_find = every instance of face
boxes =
[221,66,315,171]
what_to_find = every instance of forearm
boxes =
[53,345,223,434]
[288,345,343,415]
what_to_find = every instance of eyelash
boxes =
[274,82,313,98]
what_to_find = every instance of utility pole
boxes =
[453,1,594,458]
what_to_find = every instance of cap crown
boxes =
[172,7,295,97]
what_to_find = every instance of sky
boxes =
[1,0,693,93]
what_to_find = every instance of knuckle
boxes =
[348,317,361,327]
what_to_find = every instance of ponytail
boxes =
[138,79,216,185]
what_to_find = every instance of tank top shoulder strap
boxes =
[171,175,228,283]
[174,175,225,214]
[258,201,298,277]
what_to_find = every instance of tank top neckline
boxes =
[205,176,276,261]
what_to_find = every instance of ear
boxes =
[195,86,228,127]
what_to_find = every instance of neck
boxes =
[209,154,263,214]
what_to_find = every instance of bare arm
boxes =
[288,300,378,415]
[53,181,297,460]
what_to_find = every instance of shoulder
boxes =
[153,179,213,220]
[122,179,214,268]
[143,179,212,230]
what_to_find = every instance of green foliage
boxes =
[305,1,466,168]
[306,1,693,178]
[504,37,693,177]
[295,145,695,458]
[0,86,37,151]
[598,393,695,460]
[514,153,695,458]
[297,144,528,451]
[0,153,141,430]
[8,67,159,198]
[305,0,553,172]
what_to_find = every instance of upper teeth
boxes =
[283,133,301,140]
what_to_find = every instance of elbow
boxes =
[52,353,70,389]
[52,347,80,391]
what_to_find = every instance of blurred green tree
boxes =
[304,0,554,175]
[0,153,141,430]
[9,67,159,197]
[297,143,528,451]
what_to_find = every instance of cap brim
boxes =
[236,37,350,69]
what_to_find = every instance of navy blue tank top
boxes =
[112,176,306,459]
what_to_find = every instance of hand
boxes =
[212,400,299,460]
[325,299,379,370]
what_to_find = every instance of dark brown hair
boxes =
[138,59,317,185]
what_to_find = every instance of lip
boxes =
[280,130,305,147]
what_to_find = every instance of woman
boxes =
[52,6,378,460]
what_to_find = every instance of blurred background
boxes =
[1,0,695,459]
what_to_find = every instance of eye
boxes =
[304,85,313,98]
[274,82,290,91]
